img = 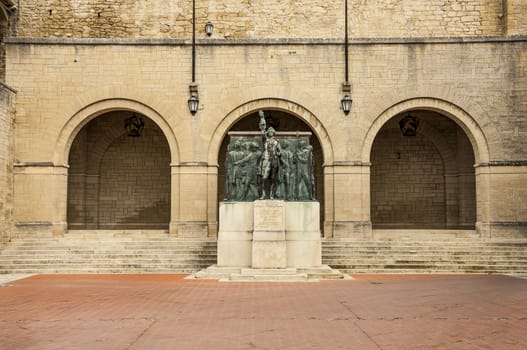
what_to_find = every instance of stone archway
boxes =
[362,98,489,164]
[54,99,180,233]
[208,99,333,235]
[370,111,476,229]
[67,111,171,229]
[54,98,179,165]
[364,98,488,232]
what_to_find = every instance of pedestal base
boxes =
[215,200,323,274]
[252,236,287,268]
[190,265,350,282]
[217,202,253,267]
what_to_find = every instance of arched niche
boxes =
[54,99,179,232]
[362,97,489,164]
[217,109,324,203]
[369,109,477,229]
[67,111,171,229]
[209,99,333,233]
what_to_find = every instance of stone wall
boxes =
[371,128,446,228]
[0,83,15,245]
[15,0,509,39]
[0,19,8,81]
[7,40,527,163]
[4,36,526,237]
[506,0,527,35]
[98,129,170,229]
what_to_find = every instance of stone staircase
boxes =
[0,230,217,274]
[2,231,527,277]
[322,239,527,276]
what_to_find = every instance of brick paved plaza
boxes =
[0,274,526,350]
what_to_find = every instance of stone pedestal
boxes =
[252,200,287,268]
[217,200,322,268]
[207,200,340,281]
[285,202,321,267]
[217,202,253,267]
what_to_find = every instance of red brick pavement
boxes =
[0,274,526,350]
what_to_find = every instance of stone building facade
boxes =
[0,0,526,246]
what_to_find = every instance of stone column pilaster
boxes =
[169,162,210,237]
[475,162,527,239]
[13,163,68,236]
[324,162,372,239]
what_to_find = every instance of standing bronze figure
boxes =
[258,110,281,199]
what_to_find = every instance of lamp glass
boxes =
[205,21,214,36]
[188,95,199,115]
[341,95,352,114]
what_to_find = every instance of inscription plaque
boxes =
[254,201,285,232]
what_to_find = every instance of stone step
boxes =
[190,266,242,280]
[240,268,298,275]
[322,250,527,255]
[323,262,527,269]
[0,267,202,274]
[322,246,527,254]
[297,267,348,280]
[3,247,217,253]
[322,251,527,256]
[322,245,527,251]
[0,256,216,266]
[0,262,213,271]
[322,246,527,251]
[323,251,527,256]
[5,241,218,247]
[322,239,527,244]
[343,270,527,275]
[229,273,309,282]
[190,265,348,281]
[323,256,527,262]
[0,252,217,259]
[2,249,217,255]
[0,250,217,257]
[0,261,215,269]
[229,267,311,281]
[329,263,527,271]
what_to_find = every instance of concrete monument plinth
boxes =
[252,200,287,268]
[285,201,321,267]
[217,200,322,268]
[217,201,253,267]
[195,200,346,281]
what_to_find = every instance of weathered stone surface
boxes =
[217,201,253,267]
[252,200,286,268]
[217,200,322,268]
[15,0,516,39]
[1,1,526,241]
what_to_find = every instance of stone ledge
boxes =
[6,35,527,46]
[476,160,527,167]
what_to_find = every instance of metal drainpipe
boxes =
[498,0,505,20]
[344,0,349,84]
[192,0,196,83]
